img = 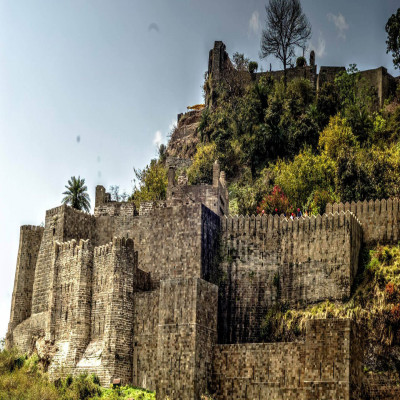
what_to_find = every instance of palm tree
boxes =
[62,176,91,212]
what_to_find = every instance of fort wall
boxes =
[94,203,220,285]
[218,211,362,343]
[46,237,143,384]
[212,319,361,400]
[156,278,218,399]
[256,65,318,89]
[7,225,44,346]
[133,290,159,391]
[31,205,94,315]
[47,239,92,373]
[326,198,400,245]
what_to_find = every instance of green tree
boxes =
[335,64,376,144]
[274,147,336,208]
[386,8,400,69]
[187,143,217,185]
[316,82,339,129]
[248,61,259,74]
[319,115,358,159]
[130,160,168,208]
[62,176,91,212]
[232,52,250,71]
[335,149,373,203]
[260,0,312,87]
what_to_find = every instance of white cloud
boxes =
[248,11,261,36]
[309,31,326,59]
[327,12,349,40]
[153,130,162,147]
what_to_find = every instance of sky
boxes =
[0,0,399,339]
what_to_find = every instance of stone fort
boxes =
[6,42,400,400]
[7,160,400,399]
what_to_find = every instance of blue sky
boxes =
[0,0,399,338]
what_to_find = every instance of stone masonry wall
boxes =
[326,198,400,245]
[212,319,360,400]
[8,194,369,399]
[7,225,44,346]
[218,212,362,343]
[95,204,210,284]
[74,241,118,383]
[156,278,218,399]
[31,205,94,315]
[133,290,159,391]
[101,238,136,384]
[48,239,92,375]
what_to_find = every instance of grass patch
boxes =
[0,348,155,400]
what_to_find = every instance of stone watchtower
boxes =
[166,159,228,217]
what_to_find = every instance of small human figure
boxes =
[290,213,294,220]
[297,208,302,218]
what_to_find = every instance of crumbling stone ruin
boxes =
[206,41,398,108]
[6,154,400,399]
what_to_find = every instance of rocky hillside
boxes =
[165,110,201,160]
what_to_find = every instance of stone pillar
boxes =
[102,237,136,385]
[310,50,315,67]
[213,160,220,188]
[68,240,93,365]
[156,277,218,399]
[95,185,107,207]
[167,167,176,188]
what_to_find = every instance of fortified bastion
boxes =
[7,159,400,399]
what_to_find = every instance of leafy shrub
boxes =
[187,143,217,185]
[274,147,336,209]
[257,185,292,215]
[319,115,358,159]
[130,160,168,209]
[305,188,339,215]
[385,282,399,303]
[296,56,306,67]
[248,61,258,74]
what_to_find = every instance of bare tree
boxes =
[260,0,311,87]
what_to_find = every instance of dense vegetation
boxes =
[0,347,155,400]
[133,65,400,217]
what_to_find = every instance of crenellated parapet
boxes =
[327,198,400,245]
[53,238,91,255]
[221,210,362,234]
[218,211,363,343]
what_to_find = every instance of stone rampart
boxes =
[326,198,400,245]
[10,185,394,399]
[133,290,159,391]
[218,211,363,343]
[212,319,361,400]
